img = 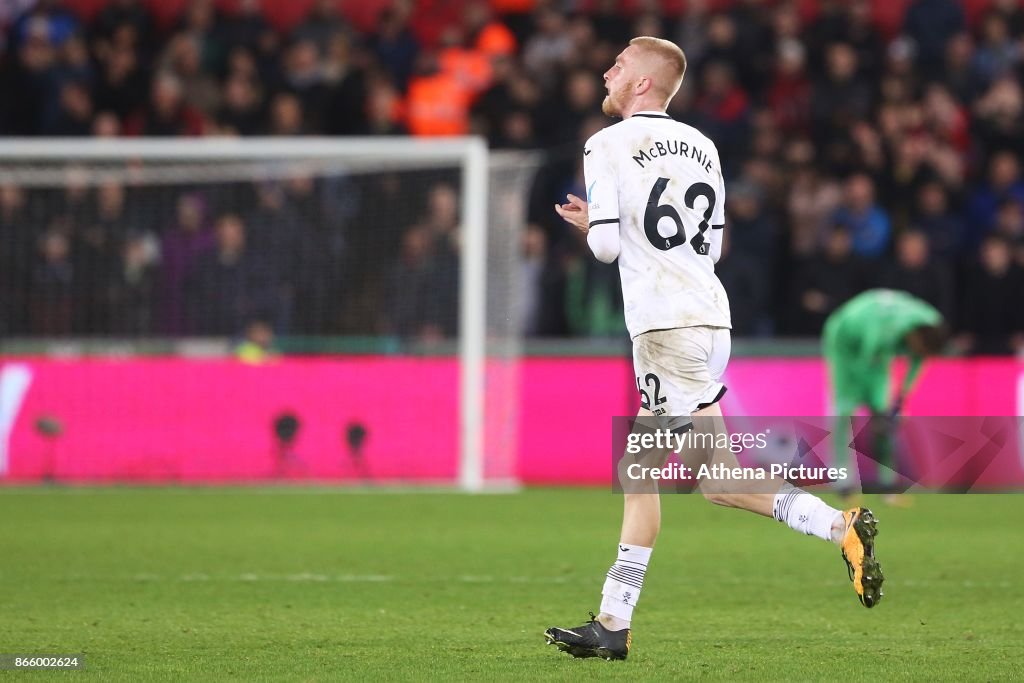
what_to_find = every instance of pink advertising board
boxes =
[1,356,1022,485]
[0,358,459,483]
[517,357,1024,485]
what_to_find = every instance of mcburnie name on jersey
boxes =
[630,138,715,175]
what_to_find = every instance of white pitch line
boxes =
[111,573,575,584]
[61,574,1001,588]
[0,485,491,495]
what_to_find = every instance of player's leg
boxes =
[615,328,789,516]
[672,329,884,607]
[689,401,810,508]
[689,400,845,538]
[650,328,812,520]
[593,332,718,633]
[832,406,862,501]
[830,367,896,496]
[593,330,728,636]
[863,372,913,506]
[694,417,884,607]
[545,338,683,660]
[596,405,682,628]
[865,372,900,492]
[544,407,671,660]
[615,407,668,547]
[827,357,866,499]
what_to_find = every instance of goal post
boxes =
[459,137,488,492]
[0,138,537,491]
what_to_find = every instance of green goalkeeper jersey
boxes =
[823,289,943,403]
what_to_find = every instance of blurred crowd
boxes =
[0,172,461,339]
[1,0,1023,354]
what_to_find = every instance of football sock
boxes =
[772,483,844,544]
[599,544,651,627]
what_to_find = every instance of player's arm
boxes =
[556,136,621,263]
[583,140,621,263]
[586,221,620,263]
[889,355,924,416]
[554,193,619,263]
[893,323,942,412]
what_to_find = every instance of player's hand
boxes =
[554,193,589,233]
[887,396,904,419]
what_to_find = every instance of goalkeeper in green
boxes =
[823,289,946,497]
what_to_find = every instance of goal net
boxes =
[0,139,539,490]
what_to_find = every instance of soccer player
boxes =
[544,37,883,662]
[823,289,946,499]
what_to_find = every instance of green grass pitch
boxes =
[1,488,1022,681]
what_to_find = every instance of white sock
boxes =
[599,544,652,626]
[772,483,844,543]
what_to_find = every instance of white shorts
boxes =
[631,326,730,418]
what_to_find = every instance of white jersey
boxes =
[584,111,731,338]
